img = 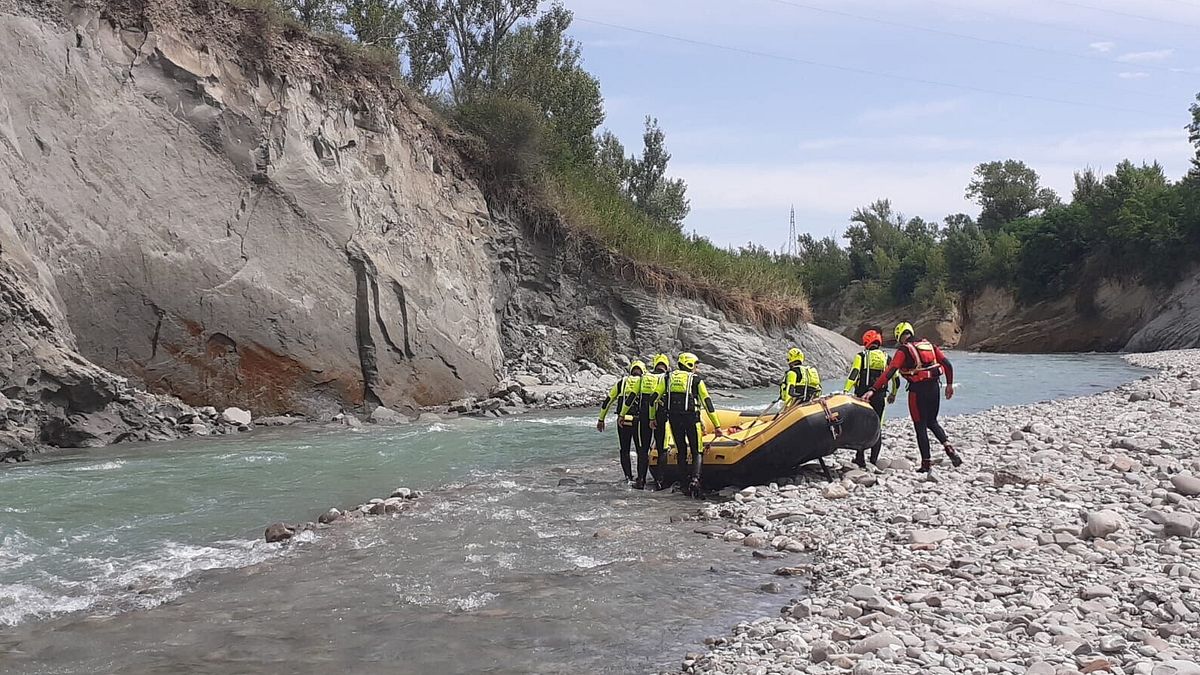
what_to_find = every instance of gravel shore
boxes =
[677,350,1200,675]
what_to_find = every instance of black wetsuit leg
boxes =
[634,417,652,482]
[868,394,887,464]
[617,423,635,480]
[908,381,942,462]
[668,414,700,479]
[654,412,667,466]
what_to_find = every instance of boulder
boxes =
[264,523,294,543]
[910,529,951,546]
[1170,474,1200,497]
[1163,513,1198,538]
[317,508,341,524]
[369,406,410,425]
[851,631,902,655]
[1082,510,1125,539]
[822,484,849,500]
[221,407,252,426]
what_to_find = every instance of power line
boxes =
[918,0,1200,57]
[1042,0,1200,29]
[574,17,1171,116]
[759,0,1194,76]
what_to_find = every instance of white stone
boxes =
[221,407,252,426]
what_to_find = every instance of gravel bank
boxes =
[676,350,1200,675]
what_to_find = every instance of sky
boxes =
[562,0,1200,249]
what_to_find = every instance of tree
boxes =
[627,117,690,229]
[282,0,338,31]
[342,0,408,53]
[495,3,604,162]
[1188,92,1200,180]
[795,234,851,304]
[941,214,989,293]
[965,160,1061,231]
[405,0,538,102]
[595,131,629,188]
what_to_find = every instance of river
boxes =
[0,352,1147,673]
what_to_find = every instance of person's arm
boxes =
[888,369,900,399]
[807,367,822,399]
[843,354,862,394]
[649,376,665,428]
[935,346,955,398]
[696,379,723,433]
[779,370,794,405]
[597,380,620,430]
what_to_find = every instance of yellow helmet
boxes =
[894,322,915,343]
[786,347,804,364]
[651,353,670,371]
[677,352,699,370]
[628,360,646,375]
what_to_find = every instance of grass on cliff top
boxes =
[546,167,811,325]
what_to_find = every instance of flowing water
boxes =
[0,352,1147,673]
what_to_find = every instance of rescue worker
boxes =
[780,348,822,406]
[864,322,962,473]
[662,352,724,496]
[596,361,646,482]
[844,329,899,468]
[632,353,671,489]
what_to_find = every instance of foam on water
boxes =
[68,460,126,472]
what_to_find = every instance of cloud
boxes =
[1117,49,1175,63]
[1089,41,1116,52]
[856,99,965,125]
[1169,66,1200,74]
[1117,71,1150,79]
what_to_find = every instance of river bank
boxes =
[676,350,1200,675]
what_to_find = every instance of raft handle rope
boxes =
[818,396,843,441]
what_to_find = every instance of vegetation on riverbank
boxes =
[794,93,1200,314]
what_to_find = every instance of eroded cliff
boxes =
[0,0,854,449]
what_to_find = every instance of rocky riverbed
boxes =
[675,350,1200,675]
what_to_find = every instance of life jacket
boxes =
[781,365,821,402]
[619,375,642,417]
[855,348,890,394]
[899,339,942,383]
[636,372,665,418]
[665,370,698,415]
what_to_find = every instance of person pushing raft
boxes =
[632,353,671,490]
[661,352,724,496]
[780,348,822,407]
[844,329,899,468]
[864,322,963,473]
[596,361,647,482]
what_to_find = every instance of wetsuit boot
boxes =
[917,459,933,473]
[853,451,867,469]
[944,443,963,467]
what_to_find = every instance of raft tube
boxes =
[648,394,880,489]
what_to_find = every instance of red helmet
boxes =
[862,330,883,349]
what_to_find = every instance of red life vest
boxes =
[899,339,942,383]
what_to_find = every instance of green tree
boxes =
[595,131,629,188]
[405,0,538,101]
[965,160,1061,231]
[341,0,408,53]
[627,117,690,229]
[496,3,603,162]
[795,234,851,304]
[1189,92,1200,180]
[941,214,990,293]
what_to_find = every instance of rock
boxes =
[742,532,770,548]
[822,484,849,500]
[221,407,252,426]
[1170,474,1200,497]
[256,415,304,427]
[693,525,726,536]
[1011,429,1025,441]
[1152,661,1200,675]
[1129,392,1151,402]
[1163,513,1198,538]
[773,566,807,577]
[848,584,878,601]
[1080,585,1113,600]
[909,529,951,545]
[851,631,901,655]
[1026,663,1056,675]
[369,406,410,424]
[889,457,914,471]
[264,523,294,543]
[1081,658,1115,673]
[1082,510,1124,539]
[318,508,341,524]
[758,582,783,594]
[592,528,616,539]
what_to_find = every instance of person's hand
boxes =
[650,420,657,430]
[945,384,955,400]
[862,390,874,402]
[714,428,725,438]
[887,393,896,405]
[596,420,605,432]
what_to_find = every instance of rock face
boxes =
[0,0,854,442]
